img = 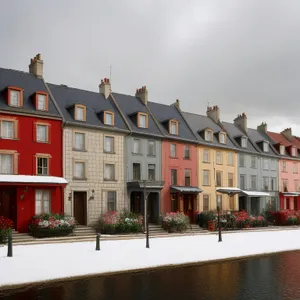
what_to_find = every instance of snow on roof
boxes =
[242,191,270,197]
[0,175,67,184]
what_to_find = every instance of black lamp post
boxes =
[143,180,150,248]
[217,199,222,242]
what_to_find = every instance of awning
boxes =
[127,181,165,190]
[241,190,270,197]
[282,192,300,197]
[216,187,242,195]
[0,175,68,185]
[170,186,203,194]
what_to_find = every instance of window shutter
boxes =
[33,122,37,142]
[13,153,19,174]
[14,119,19,139]
[48,124,52,143]
[33,155,37,175]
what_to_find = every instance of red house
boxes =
[0,54,66,232]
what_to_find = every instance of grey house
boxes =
[222,113,279,215]
[112,87,164,223]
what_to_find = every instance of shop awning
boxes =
[170,186,203,194]
[282,192,300,197]
[127,181,165,189]
[241,190,270,197]
[216,187,242,195]
[0,175,68,185]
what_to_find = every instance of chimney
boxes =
[135,86,148,105]
[234,112,248,133]
[29,53,43,78]
[173,99,180,111]
[206,105,220,123]
[281,127,292,142]
[99,78,111,99]
[257,122,267,134]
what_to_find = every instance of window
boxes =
[184,145,190,159]
[0,120,14,139]
[216,171,222,187]
[263,159,269,170]
[74,132,85,150]
[291,147,297,157]
[217,195,223,209]
[263,141,269,152]
[295,180,300,192]
[203,170,210,185]
[37,157,48,175]
[251,175,257,190]
[107,191,116,211]
[138,113,148,128]
[271,159,276,170]
[35,190,50,214]
[205,130,212,141]
[133,139,141,154]
[251,156,257,168]
[240,175,246,190]
[104,136,114,153]
[219,132,226,144]
[203,149,210,163]
[170,144,177,158]
[0,154,13,174]
[271,177,276,191]
[148,140,156,156]
[104,111,114,126]
[133,163,141,180]
[74,162,85,179]
[185,169,191,186]
[104,164,115,181]
[75,105,86,121]
[171,194,178,212]
[228,173,233,187]
[282,161,287,172]
[241,137,247,148]
[169,120,178,135]
[280,145,285,155]
[148,164,155,181]
[293,163,298,174]
[203,195,209,211]
[9,88,22,107]
[36,124,48,142]
[37,93,47,111]
[263,177,269,191]
[216,151,222,164]
[171,169,177,185]
[227,152,233,165]
[282,179,288,192]
[239,154,245,167]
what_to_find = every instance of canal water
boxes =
[1,251,300,300]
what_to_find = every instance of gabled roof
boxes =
[112,93,163,137]
[47,83,128,132]
[0,68,61,118]
[148,102,197,142]
[182,112,236,149]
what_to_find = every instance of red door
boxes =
[0,188,17,228]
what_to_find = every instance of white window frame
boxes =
[37,156,49,175]
[216,151,222,164]
[0,120,14,139]
[74,132,85,151]
[107,191,117,211]
[104,164,115,181]
[291,147,297,157]
[263,141,269,152]
[0,154,13,174]
[203,149,210,163]
[133,139,141,154]
[35,190,51,215]
[74,161,85,179]
[203,170,210,185]
[10,89,21,107]
[263,158,269,170]
[148,140,156,156]
[37,94,47,111]
[293,163,298,174]
[36,124,48,142]
[170,144,177,158]
[205,130,212,141]
[104,136,114,153]
[241,137,247,148]
[219,132,226,144]
[227,152,233,165]
[280,145,285,155]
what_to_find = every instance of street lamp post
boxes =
[217,198,222,242]
[143,180,150,248]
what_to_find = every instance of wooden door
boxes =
[74,192,87,225]
[0,188,16,225]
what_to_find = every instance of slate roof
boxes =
[47,84,128,132]
[147,102,197,142]
[182,112,237,149]
[0,68,61,118]
[112,93,163,137]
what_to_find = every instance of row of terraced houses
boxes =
[1,54,300,232]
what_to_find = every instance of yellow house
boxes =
[183,106,239,212]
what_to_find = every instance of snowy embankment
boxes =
[1,229,300,288]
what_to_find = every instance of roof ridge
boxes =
[0,67,31,76]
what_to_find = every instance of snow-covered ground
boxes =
[1,229,300,288]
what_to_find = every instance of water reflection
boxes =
[1,251,300,300]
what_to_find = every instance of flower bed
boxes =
[98,211,143,234]
[0,216,14,244]
[162,212,190,233]
[271,210,300,226]
[29,214,76,238]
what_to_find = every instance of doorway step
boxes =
[148,223,167,236]
[186,224,209,234]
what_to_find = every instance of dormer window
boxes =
[8,87,23,107]
[219,132,226,144]
[169,119,178,135]
[35,92,48,111]
[205,129,213,142]
[291,147,297,157]
[241,137,247,148]
[263,141,269,152]
[75,104,86,121]
[138,112,148,128]
[280,145,285,155]
[104,111,114,126]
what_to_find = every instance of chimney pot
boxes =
[234,112,248,133]
[206,104,220,123]
[135,85,148,105]
[29,53,43,78]
[99,77,111,99]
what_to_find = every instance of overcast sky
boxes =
[1,0,300,134]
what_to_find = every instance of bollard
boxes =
[96,233,100,251]
[7,234,13,257]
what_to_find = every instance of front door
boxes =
[73,191,87,225]
[183,194,194,223]
[0,188,17,227]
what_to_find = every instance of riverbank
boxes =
[1,229,300,289]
